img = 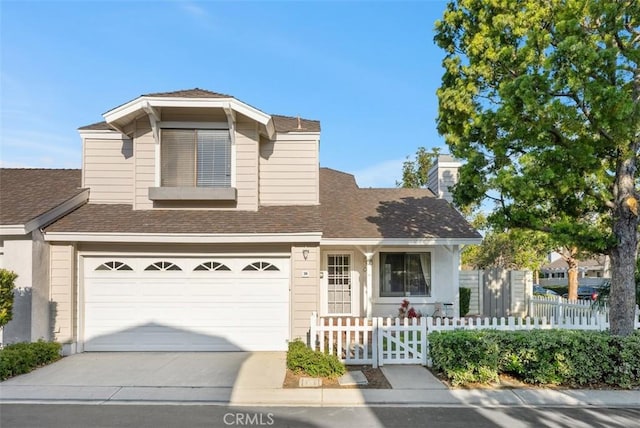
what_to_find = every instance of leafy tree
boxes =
[435,0,639,335]
[0,269,17,329]
[462,228,551,275]
[396,147,440,188]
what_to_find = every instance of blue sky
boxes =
[1,0,450,187]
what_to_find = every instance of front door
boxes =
[324,253,353,315]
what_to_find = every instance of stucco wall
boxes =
[371,246,460,318]
[1,237,33,343]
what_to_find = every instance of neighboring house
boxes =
[0,169,88,343]
[0,88,481,353]
[539,255,611,286]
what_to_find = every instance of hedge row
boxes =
[429,329,640,388]
[286,339,346,378]
[0,340,62,381]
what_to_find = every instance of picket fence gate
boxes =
[309,310,640,368]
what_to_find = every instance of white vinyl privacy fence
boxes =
[309,310,640,368]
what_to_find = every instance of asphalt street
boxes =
[1,404,639,428]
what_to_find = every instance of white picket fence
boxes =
[309,310,640,368]
[530,295,640,324]
[530,295,607,321]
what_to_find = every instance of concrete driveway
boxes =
[0,352,287,402]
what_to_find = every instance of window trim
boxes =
[154,124,236,189]
[378,251,432,298]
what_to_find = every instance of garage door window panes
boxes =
[95,261,133,271]
[242,261,279,271]
[144,261,182,271]
[194,261,231,271]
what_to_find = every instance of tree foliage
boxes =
[0,269,17,329]
[462,227,551,272]
[397,147,440,188]
[435,0,639,335]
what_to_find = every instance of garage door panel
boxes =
[83,256,290,351]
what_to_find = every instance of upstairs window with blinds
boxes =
[161,129,231,187]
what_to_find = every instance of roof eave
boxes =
[42,231,323,244]
[103,96,273,133]
[1,189,89,236]
[320,237,483,246]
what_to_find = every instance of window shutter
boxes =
[161,129,195,186]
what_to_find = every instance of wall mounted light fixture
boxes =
[302,249,310,260]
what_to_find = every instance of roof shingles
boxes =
[319,168,480,240]
[45,204,322,234]
[42,168,479,240]
[0,169,84,225]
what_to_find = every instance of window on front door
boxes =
[327,254,351,314]
[161,129,231,187]
[379,252,431,297]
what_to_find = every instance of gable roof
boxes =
[143,88,231,98]
[319,168,481,241]
[0,169,87,233]
[86,88,320,135]
[79,115,320,133]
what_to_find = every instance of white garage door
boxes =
[83,256,290,352]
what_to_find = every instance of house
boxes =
[538,254,611,287]
[0,169,88,344]
[0,88,481,354]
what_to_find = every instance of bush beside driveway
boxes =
[0,341,62,381]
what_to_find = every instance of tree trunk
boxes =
[566,256,579,301]
[609,157,639,336]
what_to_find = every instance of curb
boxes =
[3,386,640,408]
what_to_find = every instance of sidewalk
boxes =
[1,353,639,407]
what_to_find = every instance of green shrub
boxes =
[429,330,640,388]
[608,332,640,388]
[428,330,499,386]
[286,339,346,378]
[0,269,18,328]
[0,340,62,381]
[459,287,471,316]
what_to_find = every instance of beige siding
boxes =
[50,244,76,344]
[83,138,134,204]
[291,245,320,339]
[133,118,156,210]
[259,136,319,205]
[131,118,259,211]
[235,124,259,211]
